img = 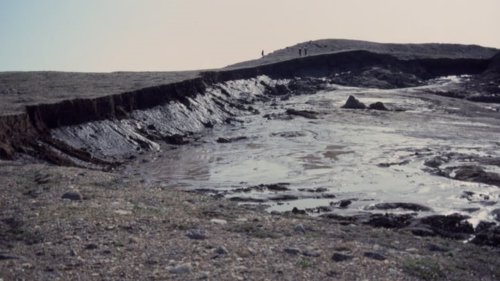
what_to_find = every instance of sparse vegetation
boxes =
[402,258,445,281]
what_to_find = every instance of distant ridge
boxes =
[227,39,499,69]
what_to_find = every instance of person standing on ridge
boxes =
[304,47,308,56]
[261,50,264,57]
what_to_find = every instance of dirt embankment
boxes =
[0,50,494,167]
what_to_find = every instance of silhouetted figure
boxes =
[261,50,264,57]
[299,48,302,56]
[304,48,308,56]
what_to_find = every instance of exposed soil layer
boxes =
[0,48,498,166]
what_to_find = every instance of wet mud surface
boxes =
[122,76,500,229]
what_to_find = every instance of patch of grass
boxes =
[402,258,445,281]
[91,176,123,189]
[1,217,43,245]
[297,259,314,269]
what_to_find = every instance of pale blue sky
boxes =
[1,0,499,72]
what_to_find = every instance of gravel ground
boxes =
[1,162,499,281]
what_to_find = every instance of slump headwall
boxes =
[0,50,493,164]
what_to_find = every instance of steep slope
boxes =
[227,39,498,69]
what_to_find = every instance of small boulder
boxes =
[214,246,229,256]
[302,249,321,257]
[363,252,386,261]
[291,207,306,215]
[339,200,352,208]
[285,109,318,119]
[366,202,432,212]
[62,191,82,201]
[84,243,98,250]
[284,247,301,255]
[368,102,388,111]
[210,218,227,225]
[294,223,306,233]
[331,253,353,262]
[163,134,188,145]
[186,229,207,240]
[341,96,366,109]
[169,263,192,274]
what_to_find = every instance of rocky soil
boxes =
[1,162,500,281]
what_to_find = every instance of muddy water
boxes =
[125,78,500,224]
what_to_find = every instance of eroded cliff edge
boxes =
[0,49,498,167]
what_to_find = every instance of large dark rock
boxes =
[269,194,299,201]
[216,136,248,143]
[471,225,500,247]
[331,253,353,262]
[228,197,268,203]
[61,191,82,201]
[163,134,188,145]
[363,252,386,261]
[415,214,474,239]
[285,109,318,119]
[491,209,500,222]
[424,157,446,168]
[264,183,291,191]
[448,165,500,187]
[341,96,366,109]
[368,102,388,111]
[365,202,432,212]
[364,213,415,228]
[338,200,352,208]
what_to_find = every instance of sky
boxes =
[1,0,499,72]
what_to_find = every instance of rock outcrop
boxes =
[341,96,366,109]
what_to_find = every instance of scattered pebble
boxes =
[21,263,33,269]
[84,243,98,250]
[186,229,207,240]
[214,246,229,256]
[129,237,140,244]
[114,210,132,215]
[210,218,227,225]
[169,263,192,274]
[294,223,306,233]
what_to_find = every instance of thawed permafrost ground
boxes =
[125,76,500,225]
